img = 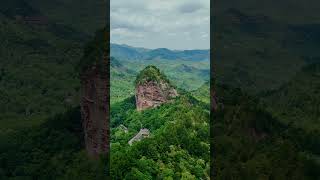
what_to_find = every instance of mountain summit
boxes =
[135,66,178,111]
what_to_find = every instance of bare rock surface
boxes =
[135,66,178,111]
[80,29,109,158]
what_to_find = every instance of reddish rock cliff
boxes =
[135,66,178,111]
[80,29,109,158]
[211,88,218,112]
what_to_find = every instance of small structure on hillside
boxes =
[119,124,128,133]
[128,128,150,146]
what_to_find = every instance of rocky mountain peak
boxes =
[135,66,178,111]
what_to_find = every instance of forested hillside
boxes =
[192,81,210,104]
[0,7,82,132]
[111,43,210,61]
[110,66,210,178]
[212,84,320,179]
[212,1,320,179]
[111,44,210,103]
[263,63,320,131]
[0,0,108,179]
[110,57,136,104]
[213,5,320,94]
[0,0,108,130]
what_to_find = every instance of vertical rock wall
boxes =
[135,80,178,111]
[80,57,109,158]
[80,30,109,158]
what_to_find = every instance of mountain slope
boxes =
[0,28,110,180]
[213,84,320,179]
[110,57,136,104]
[0,12,84,131]
[28,0,106,34]
[212,7,320,94]
[0,0,108,131]
[263,63,320,131]
[110,66,209,179]
[111,43,210,61]
[192,81,210,104]
[0,1,109,177]
[110,95,209,179]
[213,1,320,179]
[215,0,320,24]
[110,57,210,103]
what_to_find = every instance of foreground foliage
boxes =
[0,107,109,179]
[110,95,210,179]
[212,84,320,179]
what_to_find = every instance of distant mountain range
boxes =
[111,43,210,61]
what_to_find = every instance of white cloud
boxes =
[111,0,210,50]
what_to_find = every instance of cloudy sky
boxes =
[111,0,210,50]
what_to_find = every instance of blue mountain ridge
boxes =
[111,43,210,61]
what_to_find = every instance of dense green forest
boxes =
[110,68,210,179]
[0,0,106,132]
[0,0,110,179]
[0,107,110,179]
[212,1,320,179]
[213,3,320,94]
[263,63,320,131]
[0,0,210,178]
[0,0,319,179]
[212,83,320,179]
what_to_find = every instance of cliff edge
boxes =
[135,66,178,111]
[79,29,109,158]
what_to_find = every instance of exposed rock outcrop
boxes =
[211,88,218,112]
[135,66,178,111]
[79,29,109,158]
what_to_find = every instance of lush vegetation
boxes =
[212,2,320,179]
[110,43,209,61]
[1,0,319,179]
[110,57,136,104]
[212,7,320,94]
[134,65,171,86]
[0,0,109,179]
[0,7,83,132]
[192,81,210,104]
[262,63,320,131]
[212,84,320,179]
[110,94,210,179]
[110,53,210,104]
[0,107,109,179]
[77,28,108,74]
[0,1,211,176]
[110,29,210,180]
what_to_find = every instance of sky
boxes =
[110,0,210,50]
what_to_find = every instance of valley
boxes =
[111,44,210,104]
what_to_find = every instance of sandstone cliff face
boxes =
[136,80,178,111]
[80,61,109,158]
[211,88,218,112]
[80,29,109,158]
